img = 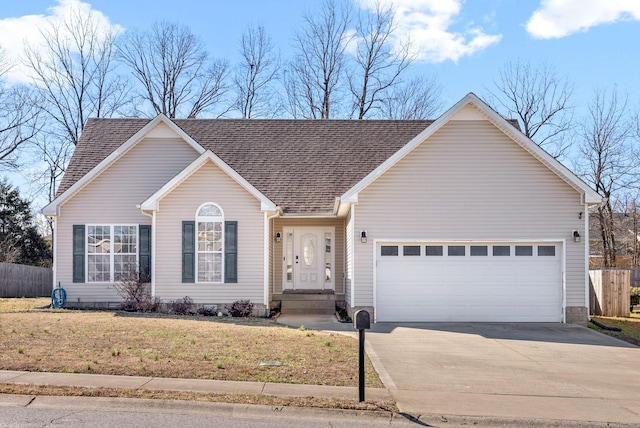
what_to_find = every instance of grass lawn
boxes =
[0,298,382,388]
[0,298,396,410]
[589,313,640,346]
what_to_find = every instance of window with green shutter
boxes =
[139,225,151,282]
[182,221,195,283]
[224,221,237,283]
[72,225,85,282]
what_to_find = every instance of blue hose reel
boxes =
[51,285,67,308]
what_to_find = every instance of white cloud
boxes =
[526,0,640,39]
[0,0,123,84]
[357,0,502,63]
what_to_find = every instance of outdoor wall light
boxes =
[361,230,367,243]
[275,232,281,242]
[573,230,581,243]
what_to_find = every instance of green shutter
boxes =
[182,221,195,283]
[72,225,85,283]
[224,221,238,283]
[139,225,151,283]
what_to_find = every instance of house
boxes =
[43,93,601,323]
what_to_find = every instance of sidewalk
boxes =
[0,370,392,402]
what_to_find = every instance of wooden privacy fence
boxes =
[589,269,630,317]
[0,263,53,298]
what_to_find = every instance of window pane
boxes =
[470,246,488,256]
[493,245,510,256]
[403,245,421,256]
[198,203,222,217]
[515,245,533,256]
[114,255,137,281]
[538,245,556,256]
[88,255,110,282]
[381,246,398,256]
[114,225,136,254]
[448,245,465,256]
[286,233,293,282]
[425,245,443,256]
[325,233,331,282]
[88,226,110,254]
[198,253,214,281]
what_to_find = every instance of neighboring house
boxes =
[43,93,601,323]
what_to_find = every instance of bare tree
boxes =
[286,0,352,119]
[233,25,281,118]
[0,46,42,170]
[487,59,574,159]
[118,21,230,118]
[349,1,411,119]
[380,75,444,120]
[23,6,129,146]
[579,88,638,267]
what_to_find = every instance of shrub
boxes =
[227,299,254,317]
[197,305,217,316]
[170,296,195,315]
[112,269,160,312]
[631,287,640,306]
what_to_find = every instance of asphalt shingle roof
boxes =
[59,118,434,213]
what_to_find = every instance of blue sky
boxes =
[0,0,640,110]
[1,0,638,110]
[0,0,638,202]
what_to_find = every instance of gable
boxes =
[44,115,204,216]
[341,93,601,206]
[140,151,277,212]
[361,119,581,216]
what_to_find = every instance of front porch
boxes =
[269,216,347,315]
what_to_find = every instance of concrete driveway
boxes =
[364,323,640,424]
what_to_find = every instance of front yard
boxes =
[0,298,380,387]
[0,298,391,410]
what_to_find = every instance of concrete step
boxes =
[275,293,337,301]
[280,299,335,315]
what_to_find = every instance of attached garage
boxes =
[375,242,563,322]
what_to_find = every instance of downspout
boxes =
[140,208,155,298]
[584,207,591,321]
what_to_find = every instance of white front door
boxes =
[283,227,334,291]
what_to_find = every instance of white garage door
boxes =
[375,242,562,322]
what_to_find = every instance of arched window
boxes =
[196,203,224,282]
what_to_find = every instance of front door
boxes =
[283,227,334,291]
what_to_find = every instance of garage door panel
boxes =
[376,242,562,322]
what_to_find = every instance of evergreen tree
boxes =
[0,179,51,266]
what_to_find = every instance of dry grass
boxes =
[0,383,397,412]
[590,313,640,346]
[0,299,383,388]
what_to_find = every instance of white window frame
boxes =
[86,224,139,283]
[195,203,224,283]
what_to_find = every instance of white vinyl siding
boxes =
[345,207,354,307]
[354,119,586,312]
[55,135,200,302]
[154,162,264,303]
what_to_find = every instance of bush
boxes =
[112,269,160,312]
[227,299,254,317]
[197,305,218,316]
[170,296,194,315]
[631,287,640,306]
